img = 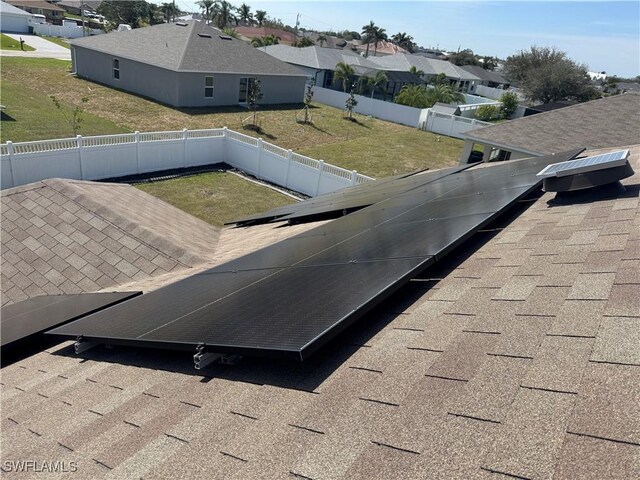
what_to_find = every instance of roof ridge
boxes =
[176,21,198,71]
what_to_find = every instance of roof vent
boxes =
[176,22,188,26]
[537,149,634,192]
[197,33,212,38]
[219,35,233,40]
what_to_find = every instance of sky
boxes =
[179,1,640,78]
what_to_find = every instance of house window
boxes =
[204,76,214,98]
[239,77,249,103]
[113,58,120,80]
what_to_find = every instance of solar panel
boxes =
[1,292,141,364]
[537,149,629,178]
[48,149,584,362]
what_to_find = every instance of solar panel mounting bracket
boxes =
[74,336,98,354]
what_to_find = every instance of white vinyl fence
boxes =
[419,110,491,139]
[31,22,103,38]
[473,85,525,102]
[0,128,372,195]
[312,86,422,128]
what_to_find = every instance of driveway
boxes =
[1,33,71,60]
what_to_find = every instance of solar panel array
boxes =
[537,149,629,178]
[49,149,584,361]
[1,291,141,348]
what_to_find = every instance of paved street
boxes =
[1,33,71,60]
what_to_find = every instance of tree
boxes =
[317,34,327,47]
[449,48,480,66]
[247,77,263,127]
[482,55,499,71]
[237,3,252,25]
[395,84,464,108]
[395,85,430,108]
[499,91,519,118]
[429,72,448,86]
[251,34,280,47]
[196,0,214,23]
[214,0,235,28]
[160,2,177,22]
[391,32,415,52]
[475,104,502,121]
[372,26,387,56]
[361,21,377,57]
[345,84,358,120]
[409,65,424,78]
[301,78,315,124]
[223,27,239,38]
[360,71,388,98]
[50,96,88,135]
[504,46,598,103]
[297,37,314,47]
[98,1,153,28]
[334,62,355,92]
[255,9,266,27]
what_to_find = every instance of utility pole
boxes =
[80,0,85,37]
[173,0,176,22]
[294,13,300,46]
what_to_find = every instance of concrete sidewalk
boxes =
[1,33,71,60]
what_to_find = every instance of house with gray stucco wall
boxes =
[70,21,308,107]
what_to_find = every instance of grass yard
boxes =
[37,35,70,49]
[135,172,295,227]
[0,33,35,51]
[0,57,464,178]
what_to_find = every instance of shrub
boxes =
[475,104,502,121]
[499,91,519,118]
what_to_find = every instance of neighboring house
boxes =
[6,0,64,24]
[262,44,423,100]
[616,82,640,93]
[523,100,578,117]
[368,53,481,91]
[235,25,297,45]
[303,32,349,50]
[460,93,640,163]
[459,64,510,94]
[588,71,607,81]
[56,0,102,16]
[0,0,32,33]
[70,21,308,107]
[355,39,408,57]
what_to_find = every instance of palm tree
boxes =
[255,9,266,27]
[216,1,234,29]
[395,85,430,108]
[334,62,355,92]
[391,32,414,52]
[160,2,178,22]
[361,21,377,57]
[317,34,327,47]
[409,66,424,78]
[372,26,387,56]
[238,3,252,25]
[251,34,280,47]
[361,71,388,98]
[425,84,465,106]
[196,0,214,24]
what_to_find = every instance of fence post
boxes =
[448,114,455,137]
[351,170,358,186]
[256,138,263,178]
[76,135,84,179]
[471,119,477,128]
[284,149,293,188]
[182,128,188,168]
[6,141,16,188]
[315,160,324,196]
[134,131,140,173]
[222,126,228,164]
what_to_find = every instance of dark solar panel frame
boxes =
[1,291,141,349]
[48,149,584,361]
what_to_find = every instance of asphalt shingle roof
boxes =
[459,64,509,85]
[0,178,221,306]
[368,53,481,81]
[2,147,638,479]
[466,93,640,155]
[70,21,307,76]
[262,44,380,74]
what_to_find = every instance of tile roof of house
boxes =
[0,178,222,306]
[466,93,640,155]
[354,40,408,56]
[70,21,307,76]
[234,26,297,45]
[459,64,510,85]
[2,146,638,479]
[0,0,32,16]
[6,0,64,12]
[368,53,481,81]
[261,44,380,75]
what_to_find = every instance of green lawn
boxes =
[0,33,35,51]
[0,57,464,178]
[135,172,296,227]
[37,35,70,49]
